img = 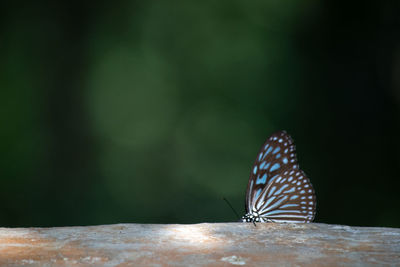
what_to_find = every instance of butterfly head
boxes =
[241,212,256,222]
[241,212,272,223]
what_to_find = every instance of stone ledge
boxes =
[0,223,399,266]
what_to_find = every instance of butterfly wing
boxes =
[253,169,316,222]
[245,131,299,213]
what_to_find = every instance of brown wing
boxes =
[245,131,299,213]
[253,169,316,222]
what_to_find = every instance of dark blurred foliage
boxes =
[0,1,399,227]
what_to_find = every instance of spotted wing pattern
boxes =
[242,131,316,223]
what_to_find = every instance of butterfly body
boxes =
[242,131,316,223]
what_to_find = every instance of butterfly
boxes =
[241,131,316,223]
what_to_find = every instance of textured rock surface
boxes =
[0,223,399,266]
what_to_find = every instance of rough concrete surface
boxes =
[0,223,399,266]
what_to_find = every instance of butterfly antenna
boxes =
[223,197,240,220]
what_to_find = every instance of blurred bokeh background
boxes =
[1,1,399,228]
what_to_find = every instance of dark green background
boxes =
[1,1,399,228]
